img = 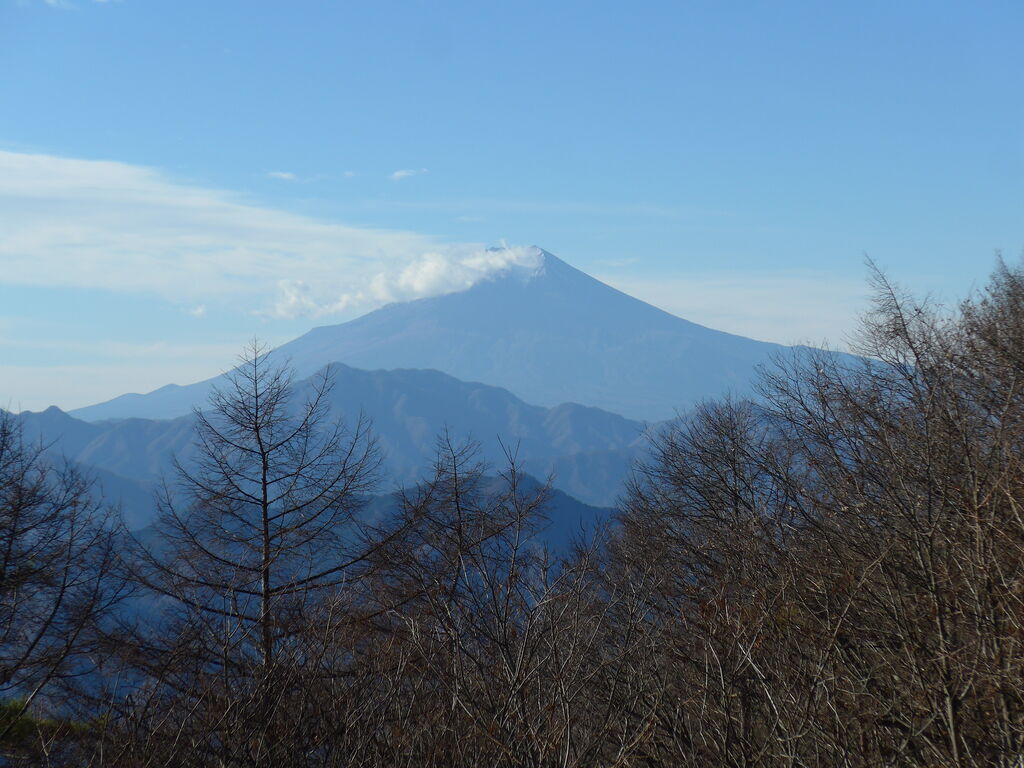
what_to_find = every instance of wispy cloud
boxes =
[266,170,333,184]
[0,151,539,320]
[390,168,428,181]
[266,246,541,319]
[35,0,114,7]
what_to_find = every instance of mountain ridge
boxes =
[69,248,791,423]
[20,363,646,511]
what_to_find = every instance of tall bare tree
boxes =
[362,437,660,767]
[117,343,386,765]
[617,261,1024,766]
[65,261,1024,767]
[0,410,125,763]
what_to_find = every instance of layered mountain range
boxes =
[16,248,812,534]
[18,364,643,519]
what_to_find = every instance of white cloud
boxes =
[265,245,541,319]
[188,304,207,318]
[0,150,537,321]
[267,170,298,181]
[35,0,114,7]
[390,168,427,181]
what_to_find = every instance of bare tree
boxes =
[365,437,660,767]
[617,261,1024,766]
[66,261,1024,767]
[0,409,125,763]
[111,343,387,766]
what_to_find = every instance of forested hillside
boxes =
[2,264,1023,766]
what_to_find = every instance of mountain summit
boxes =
[71,248,788,422]
[270,248,786,420]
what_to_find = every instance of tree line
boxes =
[2,262,1023,766]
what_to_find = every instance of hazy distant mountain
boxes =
[71,248,788,423]
[19,364,645,519]
[128,475,609,552]
[7,407,162,529]
[361,474,612,554]
[19,404,198,484]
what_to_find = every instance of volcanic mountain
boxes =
[71,248,788,423]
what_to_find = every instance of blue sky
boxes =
[1,0,1022,410]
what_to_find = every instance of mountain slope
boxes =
[361,475,612,554]
[71,248,789,422]
[279,249,786,421]
[22,364,646,513]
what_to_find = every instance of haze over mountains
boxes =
[18,364,644,515]
[16,248,817,533]
[70,249,790,423]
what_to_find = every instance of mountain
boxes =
[19,405,197,482]
[7,406,164,529]
[19,364,646,522]
[361,475,612,554]
[130,477,609,553]
[70,248,789,423]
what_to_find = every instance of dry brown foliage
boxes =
[10,263,1024,767]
